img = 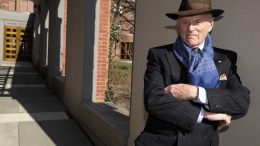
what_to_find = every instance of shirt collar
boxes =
[182,41,205,52]
[197,41,205,51]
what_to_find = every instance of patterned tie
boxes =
[192,47,200,53]
[188,47,219,88]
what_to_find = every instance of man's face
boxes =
[177,13,214,48]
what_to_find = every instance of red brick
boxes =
[95,0,111,101]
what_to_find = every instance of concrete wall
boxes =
[129,0,260,146]
[0,8,31,20]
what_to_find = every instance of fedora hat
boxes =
[166,0,224,20]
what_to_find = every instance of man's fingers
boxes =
[164,86,169,93]
[219,120,230,130]
[164,86,175,96]
[219,121,227,130]
[164,84,197,101]
[218,115,232,130]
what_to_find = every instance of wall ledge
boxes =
[78,101,129,146]
[51,75,65,98]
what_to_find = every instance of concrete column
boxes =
[63,0,85,115]
[128,1,178,145]
[82,0,100,102]
[47,0,64,84]
[32,7,40,65]
[39,0,49,68]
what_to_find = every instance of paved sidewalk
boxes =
[0,63,93,146]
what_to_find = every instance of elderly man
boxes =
[135,0,250,146]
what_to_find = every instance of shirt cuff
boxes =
[194,86,208,105]
[197,107,205,123]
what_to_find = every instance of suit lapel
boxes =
[214,50,229,88]
[165,46,181,81]
[214,50,225,75]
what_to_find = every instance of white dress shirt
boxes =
[191,42,209,123]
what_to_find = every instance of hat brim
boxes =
[166,9,224,20]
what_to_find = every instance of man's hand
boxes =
[204,111,232,130]
[164,83,197,100]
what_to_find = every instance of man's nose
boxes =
[187,23,195,31]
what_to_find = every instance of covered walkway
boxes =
[0,62,92,146]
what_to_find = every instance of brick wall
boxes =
[96,0,111,101]
[0,0,34,12]
[61,0,67,76]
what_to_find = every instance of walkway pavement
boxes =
[0,62,93,146]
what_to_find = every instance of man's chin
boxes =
[185,42,199,48]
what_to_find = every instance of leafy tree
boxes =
[106,0,135,109]
[110,0,135,55]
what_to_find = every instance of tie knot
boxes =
[192,48,200,54]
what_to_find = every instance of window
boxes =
[120,42,133,60]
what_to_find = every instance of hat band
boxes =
[179,2,211,11]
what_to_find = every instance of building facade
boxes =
[0,0,34,65]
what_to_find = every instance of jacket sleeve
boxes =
[144,48,201,131]
[206,52,250,116]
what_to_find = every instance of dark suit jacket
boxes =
[135,44,250,146]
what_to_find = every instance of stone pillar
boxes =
[39,0,49,68]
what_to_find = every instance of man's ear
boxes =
[208,19,214,32]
